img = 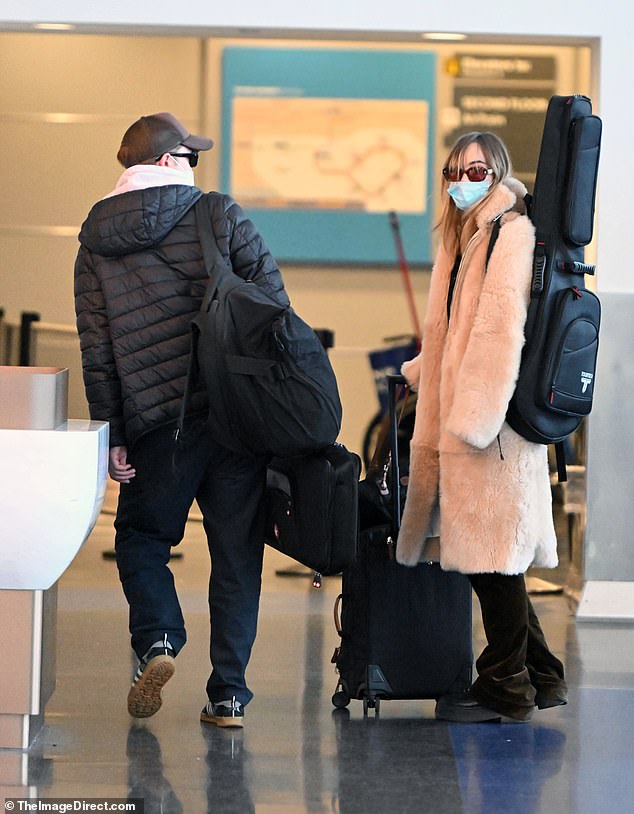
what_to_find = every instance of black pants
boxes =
[468,573,566,717]
[114,420,266,706]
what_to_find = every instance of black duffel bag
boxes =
[264,443,361,579]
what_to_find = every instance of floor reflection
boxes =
[449,722,567,814]
[301,595,328,813]
[0,748,52,801]
[333,710,465,814]
[126,726,182,814]
[572,687,634,814]
[201,725,254,814]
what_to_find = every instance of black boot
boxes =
[435,688,533,723]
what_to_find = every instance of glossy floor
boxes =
[3,511,633,813]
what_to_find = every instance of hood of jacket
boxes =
[78,184,203,257]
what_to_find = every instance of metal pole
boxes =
[18,311,41,366]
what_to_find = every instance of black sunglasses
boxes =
[442,165,494,183]
[156,151,199,167]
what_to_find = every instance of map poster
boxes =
[222,48,436,264]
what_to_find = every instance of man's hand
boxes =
[109,445,136,483]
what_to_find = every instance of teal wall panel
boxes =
[221,47,436,263]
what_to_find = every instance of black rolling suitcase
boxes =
[331,376,473,714]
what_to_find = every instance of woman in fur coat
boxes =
[396,132,567,723]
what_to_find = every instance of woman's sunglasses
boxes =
[442,165,494,183]
[157,151,199,167]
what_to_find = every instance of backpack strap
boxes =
[194,193,233,293]
[174,195,230,447]
[523,192,533,219]
[487,197,535,270]
[485,214,503,269]
[554,441,568,483]
[446,253,462,321]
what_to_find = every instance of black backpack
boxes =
[487,95,602,481]
[178,194,342,458]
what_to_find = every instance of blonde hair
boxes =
[438,132,512,258]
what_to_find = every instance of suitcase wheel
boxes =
[362,696,381,717]
[332,679,350,709]
[332,690,350,709]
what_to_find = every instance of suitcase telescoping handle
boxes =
[387,374,407,538]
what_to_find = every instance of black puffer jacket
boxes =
[74,185,289,448]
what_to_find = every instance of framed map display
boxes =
[221,47,436,264]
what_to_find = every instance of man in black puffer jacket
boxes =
[75,112,289,728]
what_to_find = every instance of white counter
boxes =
[0,419,109,590]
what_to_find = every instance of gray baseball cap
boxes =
[117,112,214,168]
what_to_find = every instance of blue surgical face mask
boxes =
[447,180,491,211]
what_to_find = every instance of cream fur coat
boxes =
[396,178,558,575]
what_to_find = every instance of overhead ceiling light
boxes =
[422,32,467,41]
[33,23,76,31]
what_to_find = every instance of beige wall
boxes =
[0,32,588,454]
[0,33,205,321]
